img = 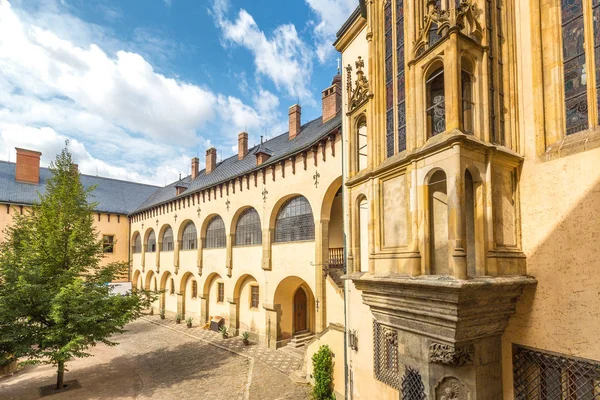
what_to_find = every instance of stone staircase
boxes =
[278,331,314,360]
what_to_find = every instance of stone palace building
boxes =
[1,0,600,398]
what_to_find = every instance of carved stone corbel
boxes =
[429,342,474,366]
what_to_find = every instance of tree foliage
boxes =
[0,144,156,388]
[311,344,335,400]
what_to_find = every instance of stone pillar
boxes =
[174,239,181,274]
[159,292,165,313]
[156,241,161,273]
[226,233,234,277]
[141,244,146,272]
[447,144,467,279]
[200,296,209,324]
[409,162,421,276]
[197,234,203,275]
[315,219,329,333]
[444,32,461,132]
[262,228,272,270]
[228,299,238,335]
[264,305,279,349]
[177,293,184,317]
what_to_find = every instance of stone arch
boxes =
[231,274,261,336]
[271,195,316,243]
[144,270,156,290]
[131,231,142,253]
[425,169,449,275]
[132,269,142,290]
[268,193,314,231]
[159,271,176,314]
[202,272,227,324]
[272,276,316,340]
[199,213,222,239]
[230,206,262,246]
[355,193,369,273]
[158,224,174,251]
[177,219,197,250]
[179,271,198,318]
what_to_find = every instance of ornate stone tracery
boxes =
[435,377,467,400]
[429,342,474,366]
[346,56,371,112]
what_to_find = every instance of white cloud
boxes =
[211,0,315,105]
[305,0,356,63]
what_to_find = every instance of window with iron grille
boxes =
[373,321,400,389]
[205,216,226,248]
[102,235,114,253]
[217,282,224,303]
[133,234,142,253]
[146,230,156,252]
[426,68,446,137]
[513,345,600,399]
[401,366,426,400]
[170,279,175,295]
[181,222,197,250]
[250,285,259,308]
[191,280,197,298]
[235,208,262,246]
[162,226,174,251]
[274,196,315,243]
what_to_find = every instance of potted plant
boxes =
[186,317,193,328]
[149,307,154,316]
[219,325,229,339]
[160,309,165,320]
[175,313,182,324]
[242,331,250,345]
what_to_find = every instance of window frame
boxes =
[146,230,156,253]
[205,216,226,249]
[133,233,142,253]
[102,235,115,254]
[274,196,315,243]
[250,285,259,309]
[181,222,198,250]
[235,208,262,246]
[217,282,225,303]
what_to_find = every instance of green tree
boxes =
[311,345,335,400]
[0,143,155,390]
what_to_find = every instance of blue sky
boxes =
[0,0,355,185]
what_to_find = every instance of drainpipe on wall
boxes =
[341,126,350,400]
[127,215,131,282]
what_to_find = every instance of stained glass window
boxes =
[385,0,395,157]
[397,0,406,152]
[562,0,588,135]
[205,216,226,249]
[426,69,446,136]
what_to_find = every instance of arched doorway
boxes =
[293,287,308,333]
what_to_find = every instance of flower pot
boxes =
[243,339,250,345]
[160,314,165,320]
[187,323,192,328]
[176,320,181,324]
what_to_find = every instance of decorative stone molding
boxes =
[435,377,467,400]
[346,56,371,112]
[429,342,474,366]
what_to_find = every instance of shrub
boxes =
[311,345,335,400]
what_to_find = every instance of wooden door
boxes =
[294,288,307,333]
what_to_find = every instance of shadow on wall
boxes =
[505,177,600,357]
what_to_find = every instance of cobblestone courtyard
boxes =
[0,318,310,400]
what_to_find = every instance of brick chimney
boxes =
[288,104,301,140]
[322,74,342,123]
[15,148,41,184]
[238,132,248,160]
[191,157,199,179]
[206,148,217,174]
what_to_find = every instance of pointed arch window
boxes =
[133,233,142,253]
[426,68,446,136]
[181,222,197,250]
[146,230,156,252]
[162,227,174,251]
[357,120,368,171]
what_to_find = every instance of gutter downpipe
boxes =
[341,125,350,400]
[127,214,132,283]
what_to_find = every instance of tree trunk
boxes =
[56,361,65,390]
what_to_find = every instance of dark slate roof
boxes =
[135,113,342,213]
[335,6,362,39]
[0,161,160,215]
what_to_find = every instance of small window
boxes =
[133,233,142,253]
[217,282,224,303]
[250,285,259,309]
[357,122,368,171]
[426,68,445,136]
[170,279,175,295]
[191,281,198,298]
[146,230,156,253]
[182,222,197,250]
[205,216,226,248]
[103,235,114,253]
[162,227,174,251]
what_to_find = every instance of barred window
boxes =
[373,321,400,389]
[427,68,446,137]
[146,230,156,252]
[274,196,315,243]
[217,282,224,303]
[181,222,197,250]
[205,216,226,248]
[191,280,197,298]
[170,279,175,295]
[250,285,259,308]
[235,208,262,246]
[513,345,600,399]
[162,227,174,251]
[133,233,142,253]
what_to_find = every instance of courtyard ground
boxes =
[0,318,311,400]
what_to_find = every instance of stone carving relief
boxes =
[414,0,483,57]
[435,377,466,400]
[429,342,474,366]
[346,56,371,112]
